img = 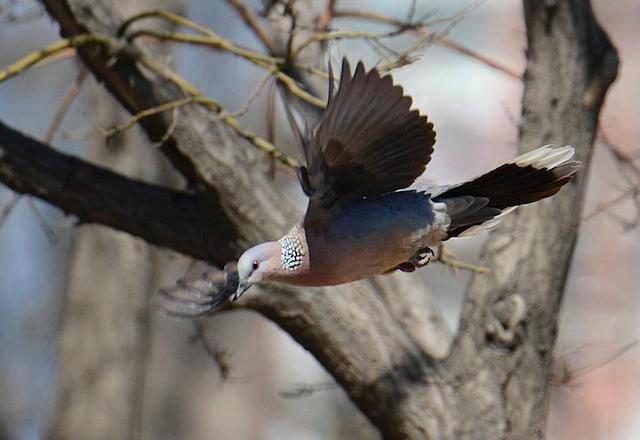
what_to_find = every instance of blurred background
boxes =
[0,0,639,439]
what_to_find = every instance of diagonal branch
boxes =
[223,0,277,54]
[0,120,230,262]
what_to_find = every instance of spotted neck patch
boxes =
[280,233,305,271]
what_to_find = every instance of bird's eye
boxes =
[252,260,260,270]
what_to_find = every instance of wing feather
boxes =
[303,59,436,227]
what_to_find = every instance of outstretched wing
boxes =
[301,59,436,227]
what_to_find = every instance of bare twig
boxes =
[191,320,233,381]
[292,29,406,59]
[110,54,302,168]
[0,34,112,84]
[279,381,336,398]
[0,30,299,168]
[436,243,489,274]
[125,27,324,108]
[551,340,638,386]
[333,8,522,80]
[27,198,58,244]
[151,105,180,148]
[228,70,275,118]
[0,194,21,232]
[45,67,88,142]
[284,0,298,61]
[600,130,640,175]
[100,96,207,139]
[223,0,277,54]
[126,29,281,65]
[582,183,640,222]
[118,9,216,38]
[582,131,640,225]
[11,66,89,245]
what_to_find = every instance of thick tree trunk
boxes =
[11,0,617,438]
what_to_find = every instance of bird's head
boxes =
[235,241,280,300]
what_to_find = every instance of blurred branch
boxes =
[582,131,640,227]
[4,66,89,244]
[279,381,336,398]
[191,320,233,381]
[582,184,639,221]
[551,340,638,386]
[333,7,522,80]
[45,67,88,142]
[0,193,20,231]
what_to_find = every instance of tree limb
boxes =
[0,120,229,261]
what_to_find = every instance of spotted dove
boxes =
[234,59,580,299]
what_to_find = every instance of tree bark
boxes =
[0,121,218,260]
[0,0,617,438]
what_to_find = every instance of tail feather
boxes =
[437,145,580,238]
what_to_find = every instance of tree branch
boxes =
[0,120,229,262]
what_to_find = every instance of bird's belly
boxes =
[303,193,447,285]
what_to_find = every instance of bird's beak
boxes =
[233,282,248,301]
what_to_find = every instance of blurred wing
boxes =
[302,59,436,227]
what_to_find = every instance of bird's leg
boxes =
[410,247,435,268]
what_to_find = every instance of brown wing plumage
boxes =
[301,59,436,227]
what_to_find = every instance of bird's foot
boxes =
[411,247,435,268]
[435,243,489,275]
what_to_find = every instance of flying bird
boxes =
[235,59,580,299]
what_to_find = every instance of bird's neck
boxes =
[266,225,311,283]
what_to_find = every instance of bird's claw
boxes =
[412,247,435,267]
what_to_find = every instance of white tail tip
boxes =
[512,145,575,169]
